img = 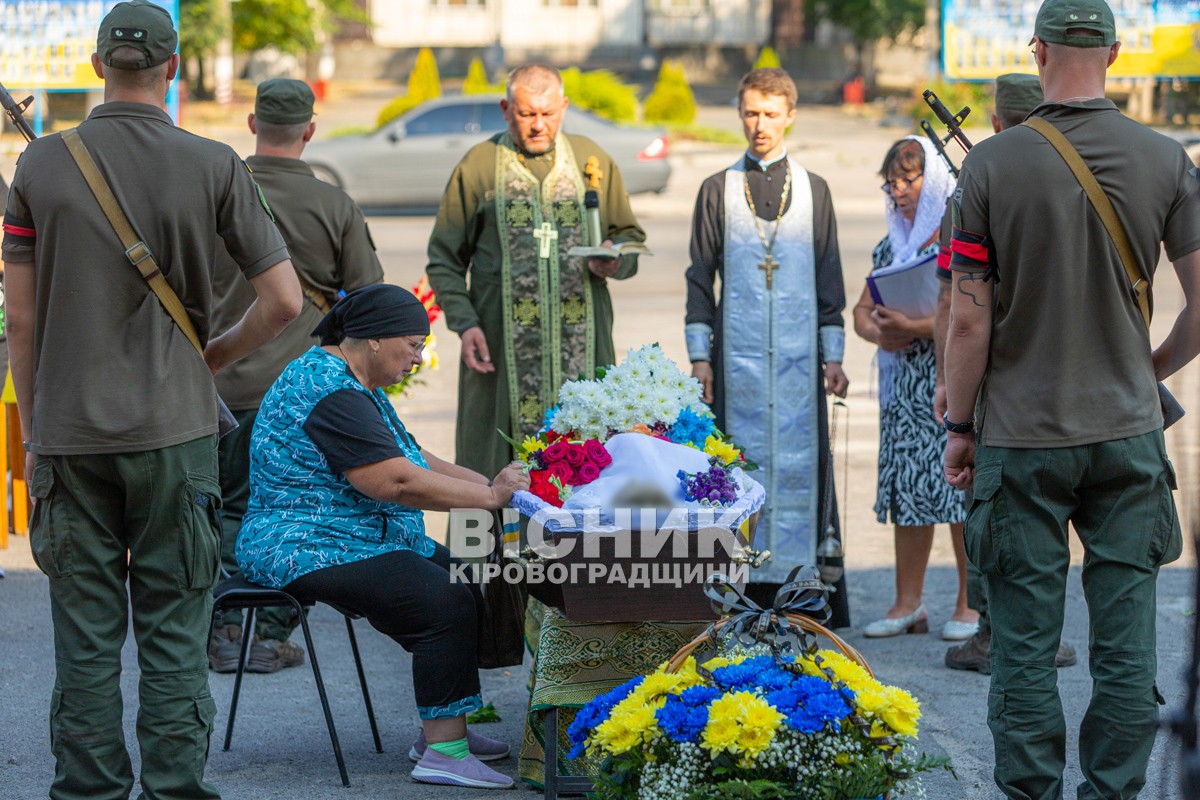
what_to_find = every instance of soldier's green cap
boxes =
[1032,0,1117,47]
[254,78,316,124]
[995,73,1043,113]
[96,0,177,71]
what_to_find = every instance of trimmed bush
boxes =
[753,45,782,70]
[377,47,443,128]
[643,60,697,125]
[463,57,494,94]
[561,68,638,123]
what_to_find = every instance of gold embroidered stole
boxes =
[495,133,595,439]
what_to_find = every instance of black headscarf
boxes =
[312,284,431,346]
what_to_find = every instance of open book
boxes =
[566,241,654,259]
[866,251,939,318]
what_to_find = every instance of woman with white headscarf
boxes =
[852,136,977,641]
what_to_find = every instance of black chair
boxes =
[209,575,383,786]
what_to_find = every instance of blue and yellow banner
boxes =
[943,0,1200,81]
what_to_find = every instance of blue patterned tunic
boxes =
[237,347,436,588]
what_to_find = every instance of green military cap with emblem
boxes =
[96,0,178,70]
[995,73,1043,114]
[255,79,316,124]
[1032,0,1117,47]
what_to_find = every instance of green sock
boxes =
[429,737,469,760]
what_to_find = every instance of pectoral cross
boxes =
[584,156,604,190]
[533,222,558,259]
[759,255,779,290]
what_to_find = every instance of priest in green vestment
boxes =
[426,64,647,478]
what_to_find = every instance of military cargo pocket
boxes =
[180,474,222,591]
[965,462,1009,578]
[29,459,73,579]
[1149,457,1183,568]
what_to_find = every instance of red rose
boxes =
[548,462,573,484]
[543,440,570,464]
[529,471,563,507]
[575,461,601,484]
[563,443,586,466]
[583,439,612,468]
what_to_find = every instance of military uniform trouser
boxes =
[213,407,295,640]
[968,430,1180,800]
[963,486,990,635]
[29,435,222,800]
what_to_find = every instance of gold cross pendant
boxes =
[759,256,779,290]
[533,222,558,259]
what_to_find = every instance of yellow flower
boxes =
[701,691,782,758]
[703,435,741,465]
[807,650,875,694]
[701,714,742,754]
[592,702,660,755]
[672,657,705,689]
[879,686,921,738]
[633,672,682,702]
[702,655,731,671]
[520,436,547,458]
[738,695,784,756]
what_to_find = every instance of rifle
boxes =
[921,89,973,177]
[0,81,36,143]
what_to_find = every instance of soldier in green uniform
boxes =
[207,78,384,675]
[944,1,1200,796]
[426,64,647,479]
[1,3,302,798]
[934,73,1077,675]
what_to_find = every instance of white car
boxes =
[304,95,671,210]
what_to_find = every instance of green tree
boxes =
[231,0,362,55]
[804,0,924,46]
[804,0,925,93]
[463,57,495,94]
[643,60,697,125]
[178,0,364,95]
[178,0,225,99]
[377,48,444,128]
[752,46,782,70]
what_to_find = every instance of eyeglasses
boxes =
[403,337,427,356]
[881,171,923,195]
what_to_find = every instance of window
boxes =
[648,0,708,9]
[479,103,506,133]
[543,0,599,7]
[404,105,474,136]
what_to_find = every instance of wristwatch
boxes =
[942,412,974,435]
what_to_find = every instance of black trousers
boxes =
[286,543,484,719]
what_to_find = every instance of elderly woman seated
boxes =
[237,285,528,790]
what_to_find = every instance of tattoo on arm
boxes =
[956,273,986,308]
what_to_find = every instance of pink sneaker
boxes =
[411,750,514,789]
[408,729,510,762]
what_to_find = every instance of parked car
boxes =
[303,95,671,210]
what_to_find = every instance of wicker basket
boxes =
[664,611,873,676]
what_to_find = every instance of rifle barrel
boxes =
[0,81,36,142]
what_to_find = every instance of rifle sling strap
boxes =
[1022,116,1151,330]
[61,127,205,357]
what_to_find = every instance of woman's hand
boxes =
[489,461,530,507]
[872,306,916,352]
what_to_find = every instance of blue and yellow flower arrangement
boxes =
[566,571,951,800]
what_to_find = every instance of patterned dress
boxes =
[870,237,966,526]
[237,347,436,588]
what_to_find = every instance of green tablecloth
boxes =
[518,599,708,789]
